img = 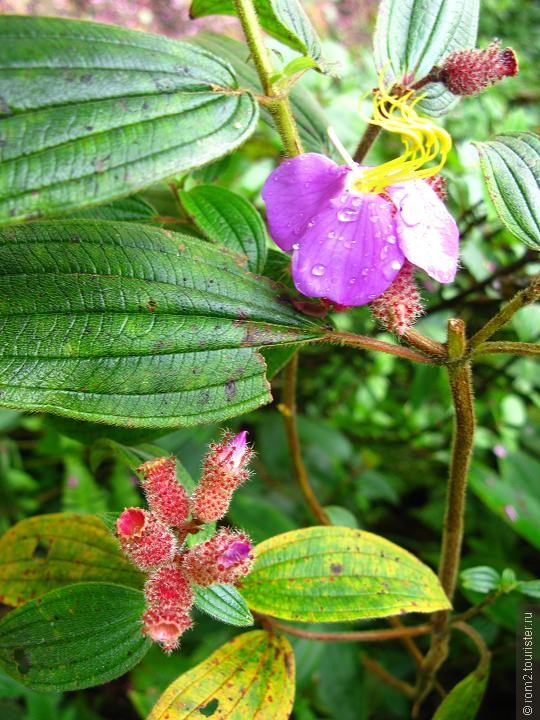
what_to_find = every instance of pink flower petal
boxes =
[387,180,459,283]
[290,191,405,306]
[261,153,348,251]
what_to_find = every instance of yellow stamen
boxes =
[353,77,452,195]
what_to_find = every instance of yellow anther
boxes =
[353,76,452,195]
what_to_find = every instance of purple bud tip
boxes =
[217,430,249,471]
[220,540,252,568]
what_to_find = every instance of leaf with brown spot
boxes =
[0,513,142,606]
[148,630,295,720]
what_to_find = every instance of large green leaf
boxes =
[0,16,258,225]
[475,132,540,250]
[0,583,150,690]
[373,0,479,116]
[191,0,322,63]
[0,513,142,607]
[241,526,450,621]
[0,221,325,427]
[148,630,295,720]
[0,513,142,605]
[181,185,268,273]
[191,33,331,154]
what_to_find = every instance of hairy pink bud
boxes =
[138,457,189,527]
[182,528,253,586]
[191,432,251,523]
[440,41,518,96]
[142,606,193,653]
[144,564,194,611]
[116,507,176,570]
[369,262,424,336]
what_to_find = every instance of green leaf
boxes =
[460,566,500,594]
[194,584,254,627]
[0,16,258,225]
[518,580,540,599]
[148,630,295,720]
[191,34,331,155]
[241,526,450,622]
[432,653,490,720]
[373,0,479,117]
[0,583,150,690]
[190,0,322,63]
[0,513,142,606]
[475,132,540,250]
[62,456,108,515]
[67,196,158,223]
[0,221,326,427]
[180,185,268,273]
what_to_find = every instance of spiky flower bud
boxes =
[142,606,193,653]
[182,528,253,586]
[369,262,423,336]
[144,564,194,611]
[191,431,251,523]
[138,457,189,527]
[440,41,518,96]
[116,507,176,570]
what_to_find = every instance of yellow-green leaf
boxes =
[0,513,142,606]
[148,630,295,720]
[241,526,450,622]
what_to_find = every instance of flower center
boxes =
[351,78,452,195]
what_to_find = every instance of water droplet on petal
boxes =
[380,246,389,259]
[292,243,300,250]
[387,234,397,244]
[352,197,362,207]
[390,260,401,270]
[369,215,378,223]
[343,239,356,249]
[337,208,359,222]
[312,264,326,277]
[368,293,377,300]
[307,220,315,228]
[349,277,357,284]
[327,230,336,239]
[361,267,369,276]
[339,193,349,204]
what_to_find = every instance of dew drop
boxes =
[327,230,336,239]
[343,239,356,249]
[368,293,377,300]
[361,267,369,276]
[312,264,326,277]
[307,220,315,228]
[380,246,389,259]
[349,277,357,284]
[387,234,397,244]
[390,260,401,270]
[369,215,378,223]
[292,243,300,250]
[337,208,359,222]
[339,193,349,204]
[352,197,362,207]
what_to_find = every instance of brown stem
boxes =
[362,656,416,699]
[468,272,540,350]
[451,590,503,624]
[453,621,491,670]
[280,353,330,525]
[402,328,447,358]
[472,340,540,358]
[353,123,381,163]
[266,618,432,643]
[325,331,439,364]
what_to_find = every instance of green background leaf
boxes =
[475,132,540,250]
[0,513,142,607]
[0,221,325,427]
[241,526,450,622]
[0,16,258,224]
[0,583,150,690]
[432,655,490,720]
[148,630,295,719]
[181,185,268,273]
[374,0,480,116]
[193,583,254,627]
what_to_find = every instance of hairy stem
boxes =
[325,331,440,364]
[362,656,416,698]
[353,123,382,162]
[233,0,303,156]
[266,617,432,643]
[451,590,503,625]
[281,353,330,525]
[472,340,540,358]
[468,272,540,350]
[453,621,491,670]
[402,328,447,358]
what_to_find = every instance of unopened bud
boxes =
[142,606,193,653]
[191,432,251,523]
[369,262,423,336]
[182,528,253,586]
[144,564,194,611]
[138,457,189,527]
[116,507,176,570]
[440,41,518,96]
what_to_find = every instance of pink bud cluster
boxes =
[439,41,518,96]
[115,431,254,653]
[369,262,423,336]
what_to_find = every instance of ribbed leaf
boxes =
[190,0,322,62]
[460,566,500,595]
[374,0,479,116]
[148,630,295,720]
[0,583,149,690]
[181,185,268,273]
[241,526,450,621]
[69,196,158,223]
[0,16,258,224]
[432,653,490,720]
[0,514,142,607]
[0,221,325,427]
[194,583,254,627]
[475,132,540,250]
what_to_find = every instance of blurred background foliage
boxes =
[0,1,539,718]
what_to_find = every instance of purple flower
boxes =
[261,153,459,306]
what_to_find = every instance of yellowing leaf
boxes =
[148,630,295,720]
[241,526,450,621]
